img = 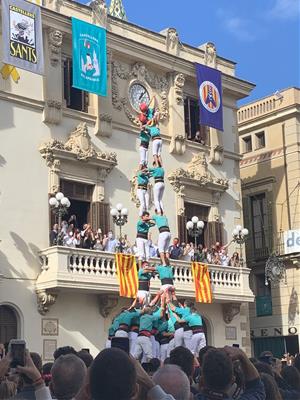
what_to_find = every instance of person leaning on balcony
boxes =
[167,238,183,260]
[49,223,59,246]
[229,252,240,268]
[195,347,266,400]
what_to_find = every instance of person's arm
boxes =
[0,353,11,378]
[222,240,234,250]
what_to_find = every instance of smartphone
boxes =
[8,339,26,368]
[111,337,129,354]
[232,344,240,348]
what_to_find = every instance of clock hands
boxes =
[139,90,146,101]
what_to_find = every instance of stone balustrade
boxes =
[36,246,254,302]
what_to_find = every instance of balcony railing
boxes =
[36,247,254,302]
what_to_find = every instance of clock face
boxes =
[129,83,150,112]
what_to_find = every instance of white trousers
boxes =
[167,338,175,357]
[152,138,162,156]
[174,327,184,347]
[133,336,153,361]
[184,330,193,350]
[160,343,168,361]
[151,336,160,359]
[190,332,206,356]
[115,330,129,338]
[139,146,148,166]
[137,188,149,216]
[136,237,150,261]
[158,231,171,253]
[129,331,138,355]
[137,290,151,305]
[153,182,165,213]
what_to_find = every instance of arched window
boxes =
[0,305,18,346]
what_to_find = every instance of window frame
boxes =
[184,96,210,145]
[255,131,266,149]
[242,135,253,153]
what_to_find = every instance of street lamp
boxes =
[232,225,249,267]
[110,203,128,240]
[49,192,71,245]
[186,216,205,251]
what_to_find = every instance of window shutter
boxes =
[265,191,274,253]
[204,222,214,248]
[177,215,187,243]
[242,196,253,260]
[215,221,224,244]
[91,202,110,234]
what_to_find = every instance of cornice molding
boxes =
[242,176,276,190]
[0,90,44,111]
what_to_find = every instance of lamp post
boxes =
[232,225,248,267]
[49,192,71,245]
[186,216,205,252]
[110,203,128,242]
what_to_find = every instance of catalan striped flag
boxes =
[192,263,213,303]
[115,254,138,298]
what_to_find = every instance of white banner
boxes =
[284,229,300,254]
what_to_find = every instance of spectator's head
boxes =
[281,365,300,391]
[173,238,179,246]
[77,350,94,368]
[294,354,300,373]
[183,300,194,308]
[169,346,194,380]
[0,379,17,399]
[50,354,86,400]
[215,242,221,248]
[198,244,203,251]
[254,361,274,377]
[201,349,234,393]
[107,230,114,239]
[22,352,42,385]
[53,346,77,360]
[153,365,190,400]
[53,223,58,231]
[89,348,137,400]
[198,346,215,366]
[232,252,239,259]
[260,373,282,400]
[42,362,53,387]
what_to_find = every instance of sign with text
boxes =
[2,0,44,75]
[284,229,300,254]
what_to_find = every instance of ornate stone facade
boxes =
[48,29,63,67]
[222,303,241,324]
[90,0,108,27]
[98,295,119,318]
[174,73,185,105]
[36,290,57,315]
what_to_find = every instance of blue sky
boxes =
[82,0,299,104]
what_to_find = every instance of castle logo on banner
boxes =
[2,0,44,75]
[195,63,223,131]
[72,17,107,97]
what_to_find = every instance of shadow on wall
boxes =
[10,232,41,274]
[288,287,299,326]
[0,155,6,167]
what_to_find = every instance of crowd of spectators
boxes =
[49,215,241,267]
[1,342,300,400]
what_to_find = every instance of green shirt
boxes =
[138,269,152,281]
[139,314,160,332]
[137,220,154,234]
[156,265,174,280]
[152,214,169,229]
[175,307,191,320]
[149,126,161,138]
[185,313,203,327]
[137,171,149,186]
[149,167,164,179]
[118,310,140,326]
[158,320,168,333]
[139,130,151,144]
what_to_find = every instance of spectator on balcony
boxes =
[49,223,59,246]
[194,245,208,263]
[61,220,68,235]
[211,250,221,265]
[220,248,230,266]
[103,231,119,253]
[182,243,194,262]
[229,252,240,268]
[93,230,104,251]
[149,238,159,258]
[168,238,183,260]
[82,228,95,250]
[68,214,78,229]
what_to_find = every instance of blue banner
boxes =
[72,17,107,96]
[195,63,223,131]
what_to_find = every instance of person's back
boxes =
[12,352,42,400]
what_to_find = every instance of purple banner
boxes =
[195,63,223,131]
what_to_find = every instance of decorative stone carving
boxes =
[36,289,57,315]
[178,207,185,216]
[204,42,217,68]
[169,135,186,155]
[161,28,180,55]
[43,100,62,125]
[98,113,113,137]
[90,0,108,27]
[111,61,169,123]
[222,303,241,324]
[98,294,118,318]
[48,29,63,67]
[45,0,64,12]
[168,153,229,194]
[40,122,117,167]
[174,74,185,105]
[209,144,224,165]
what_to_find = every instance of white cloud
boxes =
[270,0,300,19]
[217,9,257,42]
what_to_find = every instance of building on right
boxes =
[238,87,300,358]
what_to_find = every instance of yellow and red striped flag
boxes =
[115,253,138,298]
[192,262,213,303]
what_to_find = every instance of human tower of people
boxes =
[107,98,206,362]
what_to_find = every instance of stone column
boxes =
[169,72,186,155]
[43,28,63,125]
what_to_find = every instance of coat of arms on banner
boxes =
[9,5,37,64]
[80,38,100,79]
